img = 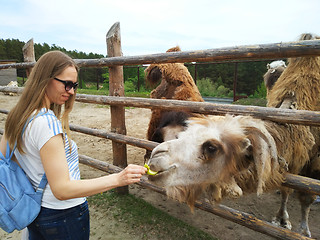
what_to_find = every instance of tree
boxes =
[236,61,269,95]
[0,38,106,82]
[123,65,146,91]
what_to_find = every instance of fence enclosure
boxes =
[1,22,320,240]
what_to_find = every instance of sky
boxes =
[1,0,319,57]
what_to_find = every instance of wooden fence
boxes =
[1,22,320,239]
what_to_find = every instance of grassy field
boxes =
[77,88,150,98]
[88,191,217,240]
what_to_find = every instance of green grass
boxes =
[88,191,218,240]
[233,97,267,107]
[77,89,150,98]
[125,91,150,98]
[77,88,109,95]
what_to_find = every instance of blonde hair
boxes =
[5,50,78,152]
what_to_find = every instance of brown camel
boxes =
[144,46,203,160]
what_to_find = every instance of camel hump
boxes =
[166,46,181,52]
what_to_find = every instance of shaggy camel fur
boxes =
[147,114,314,200]
[147,33,320,237]
[147,114,315,236]
[266,33,320,237]
[144,46,203,159]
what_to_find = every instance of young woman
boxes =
[0,51,146,239]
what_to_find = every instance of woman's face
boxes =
[45,66,78,105]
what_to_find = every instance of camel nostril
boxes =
[150,148,169,159]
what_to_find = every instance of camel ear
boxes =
[146,66,162,87]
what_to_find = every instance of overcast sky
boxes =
[1,0,319,57]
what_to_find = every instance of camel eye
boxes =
[202,140,218,161]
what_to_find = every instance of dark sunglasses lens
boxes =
[65,82,78,91]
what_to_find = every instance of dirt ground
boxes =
[1,94,320,240]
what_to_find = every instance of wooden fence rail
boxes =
[70,124,157,151]
[0,39,320,70]
[74,94,320,126]
[1,88,320,127]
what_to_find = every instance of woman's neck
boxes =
[42,94,51,109]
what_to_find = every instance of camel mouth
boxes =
[148,165,177,179]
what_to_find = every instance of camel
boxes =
[144,46,204,160]
[263,60,286,96]
[266,33,320,237]
[146,33,320,237]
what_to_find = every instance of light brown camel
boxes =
[266,33,320,237]
[144,46,204,160]
[147,33,320,237]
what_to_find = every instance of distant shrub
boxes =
[250,81,267,99]
[124,81,136,92]
[197,78,233,98]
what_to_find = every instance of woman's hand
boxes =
[116,164,147,186]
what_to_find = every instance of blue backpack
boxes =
[0,113,47,233]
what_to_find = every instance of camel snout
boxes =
[150,142,170,159]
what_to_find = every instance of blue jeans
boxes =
[28,201,90,240]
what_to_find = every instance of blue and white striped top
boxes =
[15,108,85,209]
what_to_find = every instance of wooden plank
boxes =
[0,39,319,69]
[74,94,320,127]
[74,39,320,67]
[1,89,320,126]
[106,22,128,194]
[69,124,157,151]
[22,38,35,77]
[284,173,320,195]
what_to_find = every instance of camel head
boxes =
[264,60,287,93]
[145,46,182,89]
[147,115,284,208]
[144,46,203,102]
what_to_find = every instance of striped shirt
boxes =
[15,108,85,209]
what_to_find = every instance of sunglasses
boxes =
[54,77,79,91]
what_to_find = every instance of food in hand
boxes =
[144,163,158,175]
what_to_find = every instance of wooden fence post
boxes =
[106,22,128,194]
[22,39,35,78]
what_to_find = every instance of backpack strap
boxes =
[0,142,10,163]
[2,112,43,163]
[36,174,48,193]
[3,111,49,189]
[22,111,49,190]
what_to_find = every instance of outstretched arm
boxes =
[40,134,146,200]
